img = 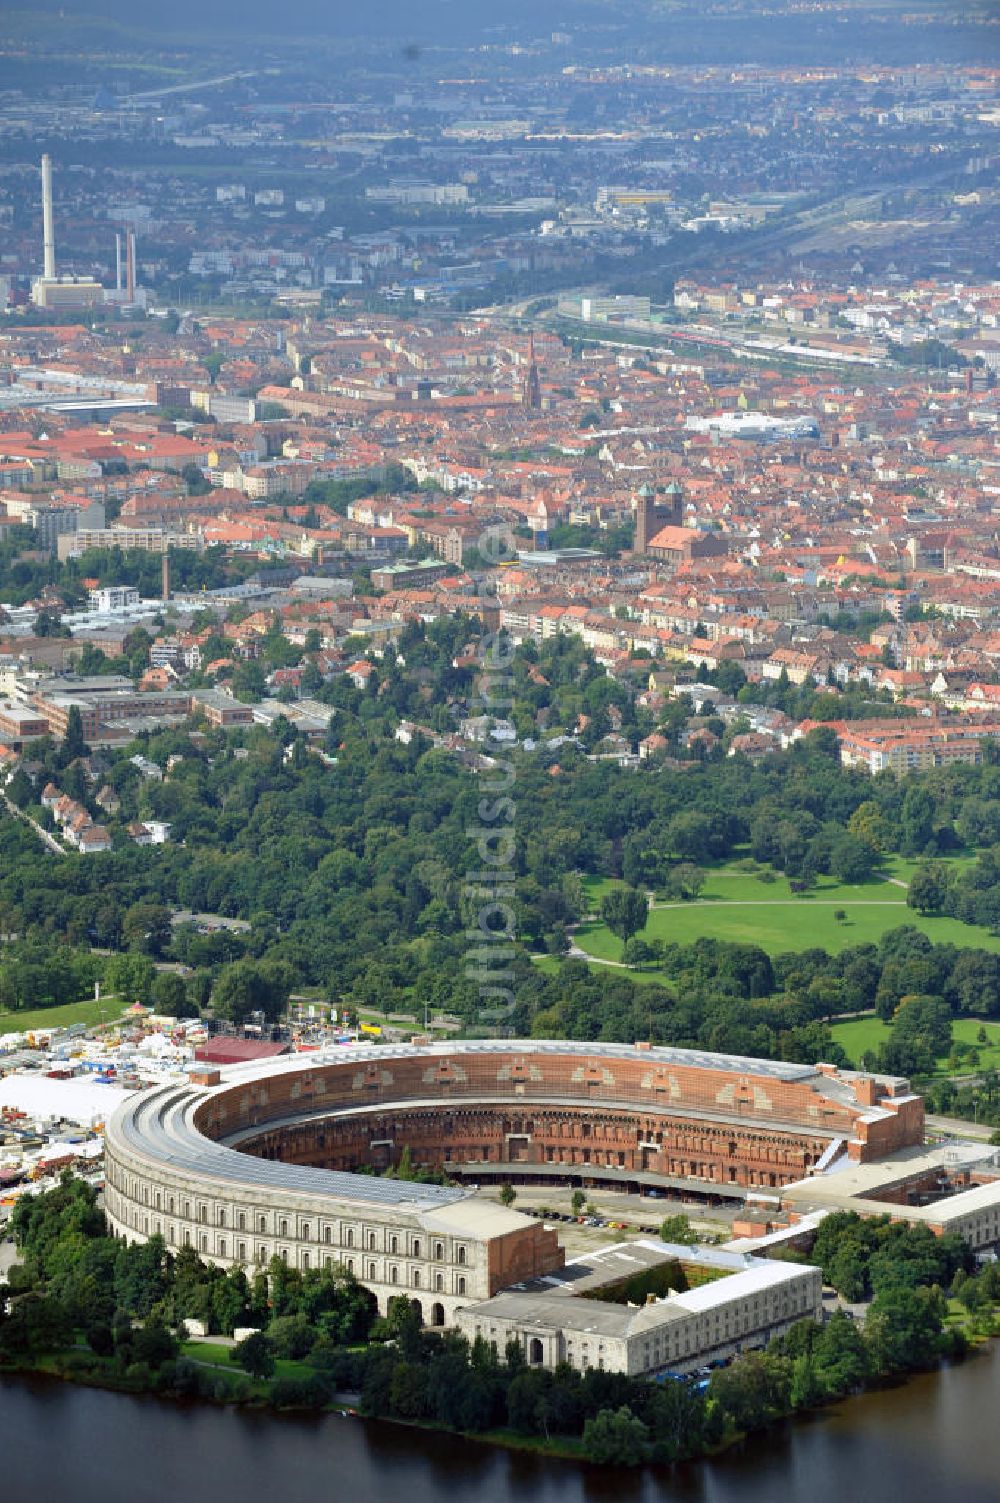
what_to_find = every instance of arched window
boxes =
[412,1239,421,1258]
[219,1239,227,1259]
[457,1276,466,1296]
[346,1227,355,1248]
[431,1302,445,1327]
[457,1246,467,1265]
[200,1234,207,1252]
[435,1273,444,1292]
[367,1231,376,1251]
[238,1212,246,1232]
[302,1251,310,1270]
[412,1270,421,1288]
[368,1261,376,1280]
[281,1248,289,1265]
[302,1223,310,1241]
[390,1265,398,1284]
[529,1338,543,1366]
[324,1226,332,1244]
[389,1235,398,1255]
[218,1208,226,1228]
[279,1218,289,1238]
[347,1259,355,1275]
[434,1241,444,1260]
[259,1215,267,1234]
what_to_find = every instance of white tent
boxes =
[0,1073,138,1128]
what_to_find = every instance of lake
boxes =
[3,1343,999,1503]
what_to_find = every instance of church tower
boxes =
[633,482,683,556]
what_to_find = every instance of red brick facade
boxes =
[196,1046,923,1194]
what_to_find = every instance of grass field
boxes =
[573,859,1000,963]
[182,1341,315,1385]
[531,951,671,987]
[831,1017,1000,1074]
[828,1016,892,1064]
[0,997,129,1036]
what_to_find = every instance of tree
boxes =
[667,863,706,902]
[900,785,937,856]
[61,704,88,763]
[571,1190,586,1216]
[6,768,34,809]
[622,936,656,968]
[709,1351,792,1433]
[600,886,649,946]
[150,971,197,1018]
[947,951,1000,1019]
[789,1353,825,1409]
[907,862,950,916]
[847,800,890,853]
[865,1286,945,1374]
[582,1406,650,1465]
[233,1329,276,1380]
[666,811,716,864]
[121,902,172,957]
[829,833,878,886]
[659,1213,697,1245]
[499,1184,516,1209]
[35,609,71,640]
[892,993,952,1060]
[103,952,154,1006]
[814,1310,869,1393]
[211,961,291,1025]
[132,1314,178,1368]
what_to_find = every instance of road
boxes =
[122,71,257,106]
[0,789,66,855]
[926,1114,996,1142]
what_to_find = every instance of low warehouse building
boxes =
[456,1240,823,1377]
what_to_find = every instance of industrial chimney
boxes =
[115,231,123,294]
[41,154,56,280]
[126,228,136,303]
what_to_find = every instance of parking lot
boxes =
[475,1183,738,1259]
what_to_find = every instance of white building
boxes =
[456,1240,823,1377]
[88,586,140,613]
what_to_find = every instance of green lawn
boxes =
[0,997,129,1036]
[580,874,621,910]
[530,951,670,987]
[182,1340,315,1384]
[831,1017,1000,1074]
[878,852,977,887]
[828,1016,892,1064]
[573,859,1000,963]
